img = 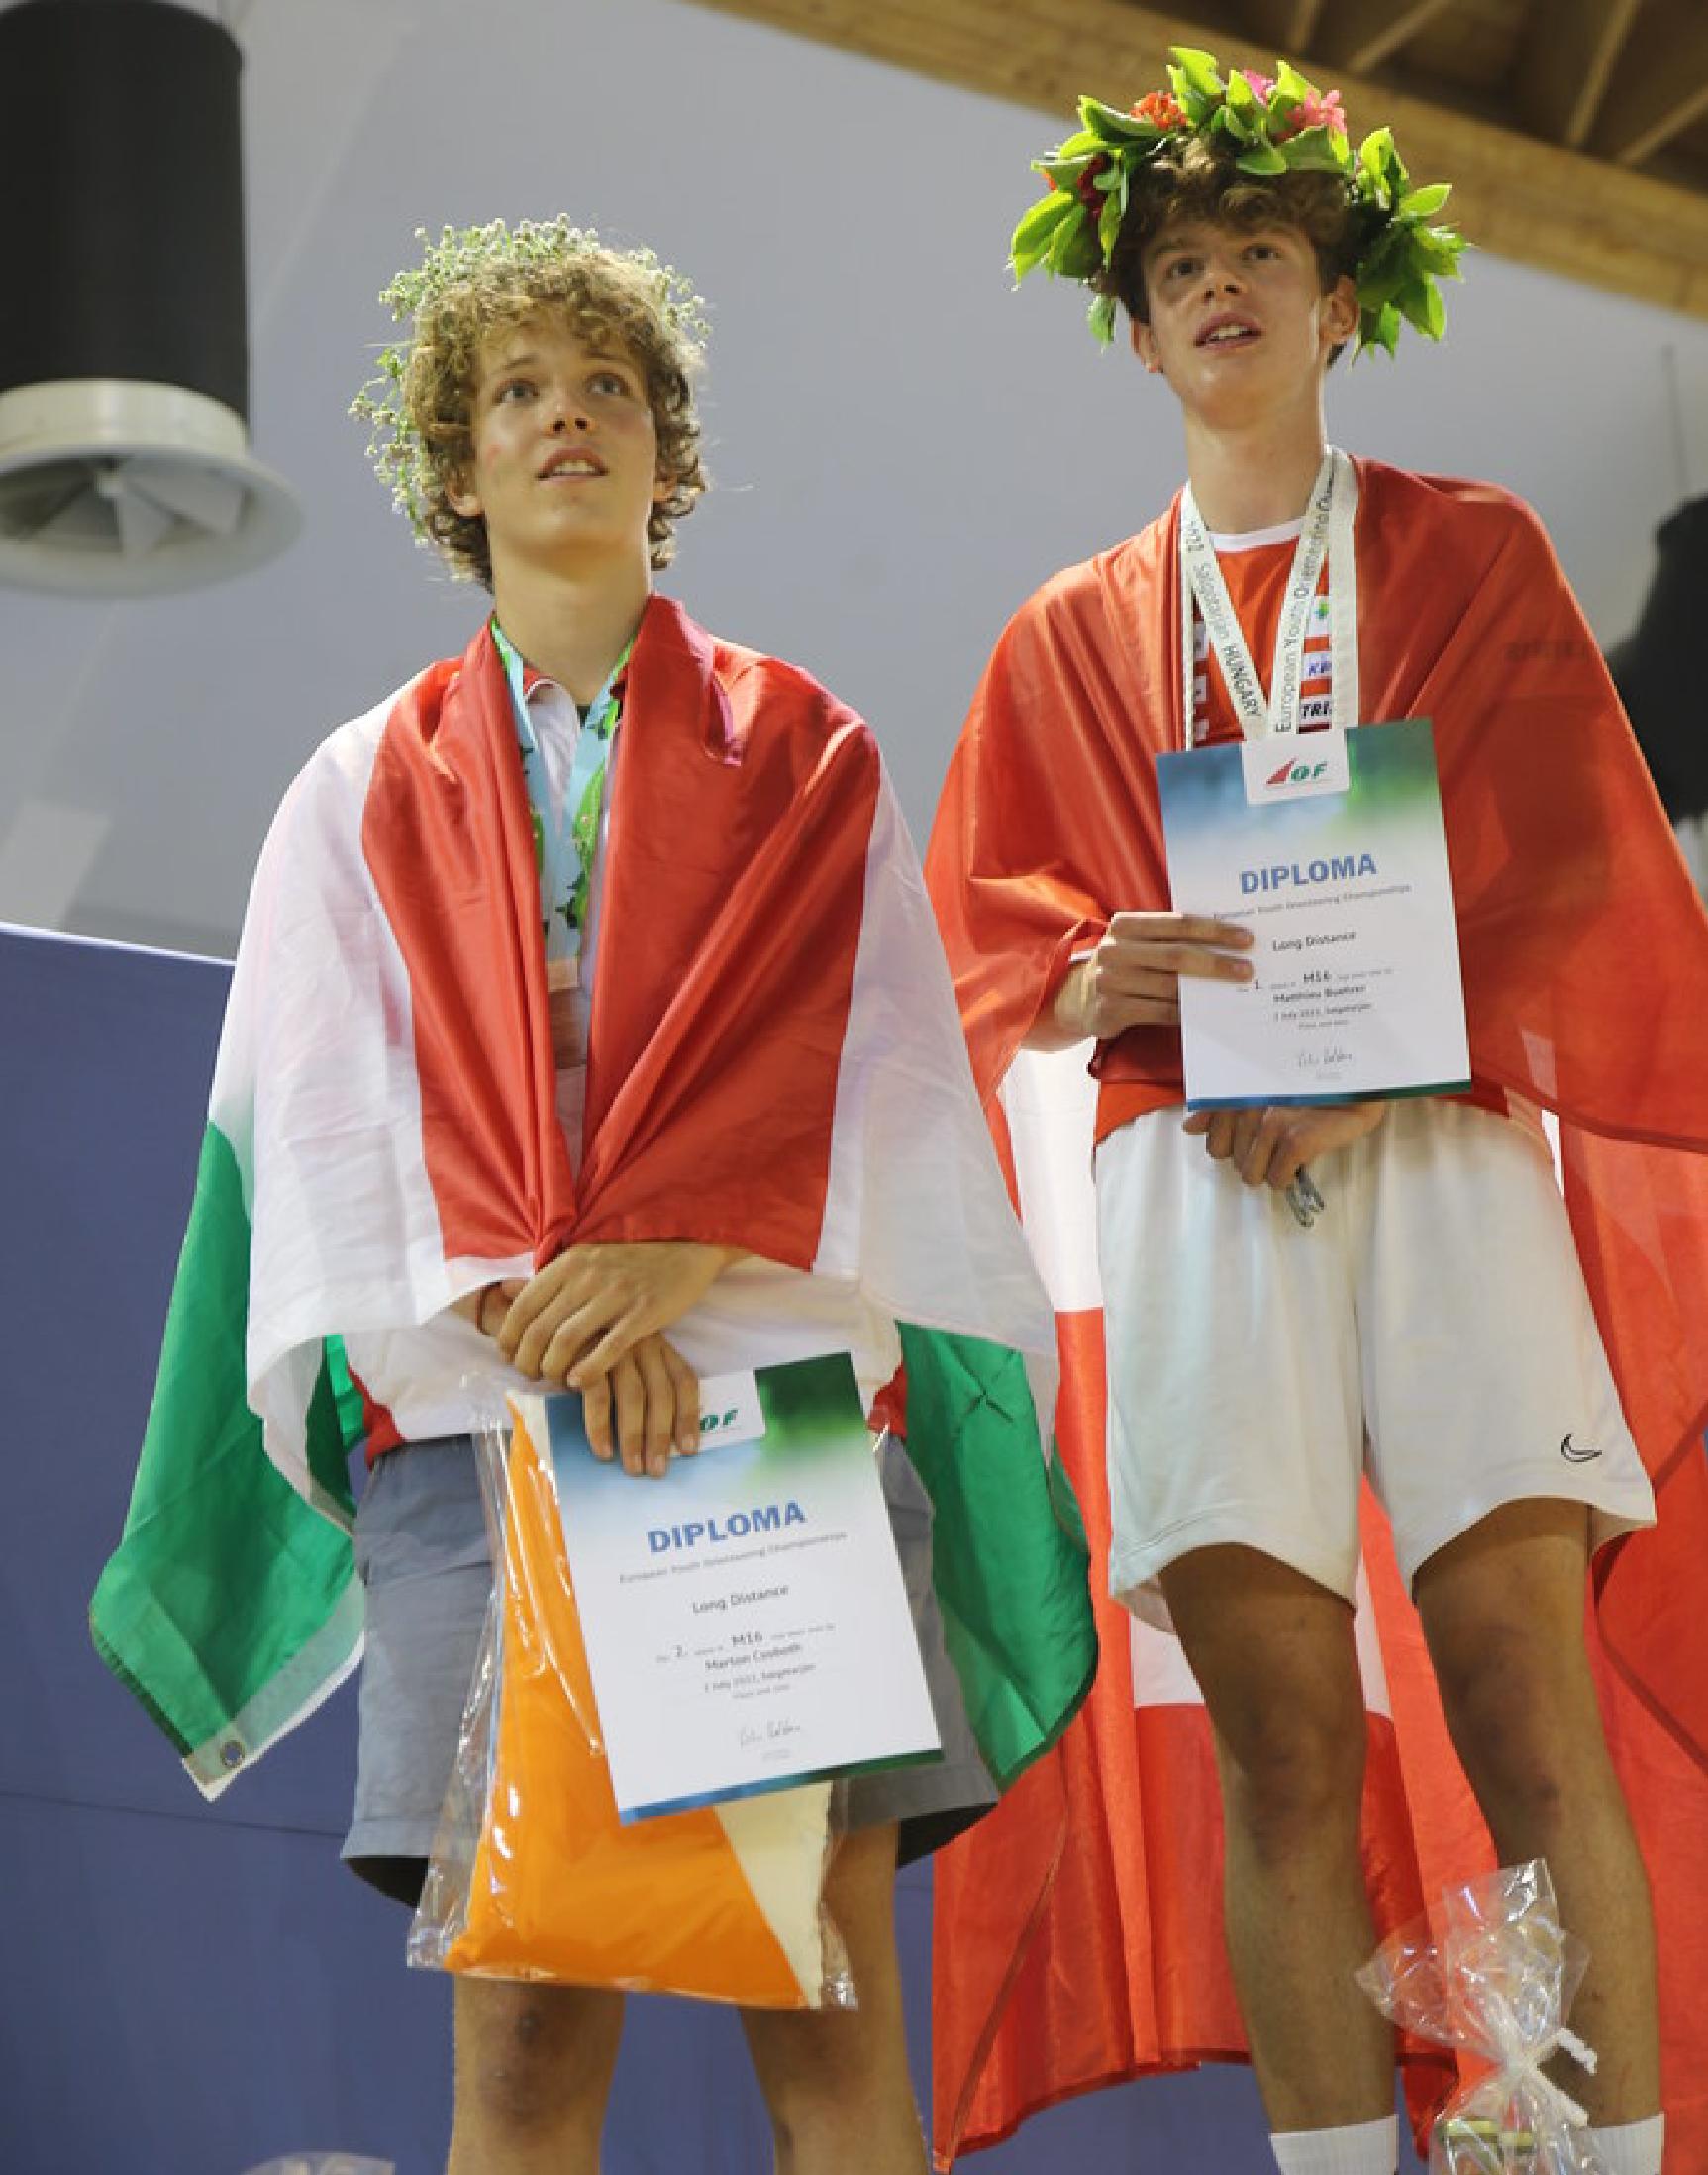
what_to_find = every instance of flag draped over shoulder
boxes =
[90,595,1095,1804]
[924,461,1708,2166]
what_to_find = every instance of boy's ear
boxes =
[446,465,482,520]
[1130,316,1163,374]
[1321,275,1359,347]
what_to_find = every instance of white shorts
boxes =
[1096,1097,1655,1621]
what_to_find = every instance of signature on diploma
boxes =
[1298,1041,1355,1073]
[739,1718,805,1748]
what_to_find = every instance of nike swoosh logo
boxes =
[1560,1434,1602,1463]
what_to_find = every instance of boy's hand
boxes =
[497,1239,741,1392]
[1033,911,1254,1048]
[1182,1100,1387,1190]
[580,1332,701,1478]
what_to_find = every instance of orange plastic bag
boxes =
[408,1395,849,2006]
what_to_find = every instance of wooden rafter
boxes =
[677,0,1708,323]
[1240,0,1328,52]
[1313,0,1455,79]
[1592,0,1708,167]
[1519,0,1643,150]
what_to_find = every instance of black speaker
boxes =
[0,0,298,594]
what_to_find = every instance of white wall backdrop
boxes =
[2,0,1704,953]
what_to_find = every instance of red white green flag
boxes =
[90,598,1096,1804]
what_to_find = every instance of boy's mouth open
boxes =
[541,448,607,480]
[1196,313,1260,348]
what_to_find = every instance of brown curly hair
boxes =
[401,247,705,586]
[1101,136,1360,344]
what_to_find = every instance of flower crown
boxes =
[351,217,709,544]
[1012,48,1465,354]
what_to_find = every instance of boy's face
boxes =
[447,314,664,586]
[1131,217,1356,421]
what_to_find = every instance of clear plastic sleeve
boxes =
[407,1390,853,2008]
[1356,1859,1609,2173]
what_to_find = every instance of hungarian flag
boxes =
[925,462,1708,2166]
[89,596,1096,1815]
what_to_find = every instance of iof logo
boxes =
[1266,757,1329,787]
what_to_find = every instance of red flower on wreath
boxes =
[1131,90,1187,131]
[1075,151,1112,212]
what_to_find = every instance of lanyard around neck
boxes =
[492,618,632,962]
[1177,447,1360,745]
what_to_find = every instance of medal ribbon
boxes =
[492,618,632,965]
[1178,447,1360,745]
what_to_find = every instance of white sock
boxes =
[1270,2114,1397,2174]
[1585,2115,1664,2175]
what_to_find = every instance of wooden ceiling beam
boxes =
[676,0,1708,322]
[1518,0,1643,150]
[1313,0,1455,79]
[1590,0,1708,167]
[1240,0,1328,53]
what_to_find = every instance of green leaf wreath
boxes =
[1012,48,1467,354]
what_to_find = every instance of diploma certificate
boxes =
[518,1352,941,1821]
[1157,718,1470,1107]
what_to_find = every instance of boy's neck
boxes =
[489,557,652,705]
[1180,409,1333,537]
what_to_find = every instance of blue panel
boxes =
[0,927,352,1834]
[1,1792,452,2172]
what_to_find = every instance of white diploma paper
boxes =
[521,1352,941,1821]
[1156,718,1470,1107]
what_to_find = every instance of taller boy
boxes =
[928,52,1708,2175]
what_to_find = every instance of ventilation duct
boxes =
[0,0,299,595]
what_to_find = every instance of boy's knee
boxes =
[744,1998,926,2174]
[1428,1622,1608,1825]
[454,1982,620,2137]
[1217,1702,1366,1847]
[1170,1602,1368,1836]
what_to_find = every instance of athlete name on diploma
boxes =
[522,1352,940,1821]
[1156,718,1470,1107]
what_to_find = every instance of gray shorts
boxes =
[344,1432,996,1894]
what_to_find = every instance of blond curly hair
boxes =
[355,221,707,586]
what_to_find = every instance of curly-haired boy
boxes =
[95,220,1094,2174]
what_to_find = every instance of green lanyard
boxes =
[492,618,633,964]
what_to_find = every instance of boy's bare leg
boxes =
[448,1978,624,2175]
[741,1821,928,2175]
[1158,1544,1395,2132]
[1415,1498,1661,2125]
